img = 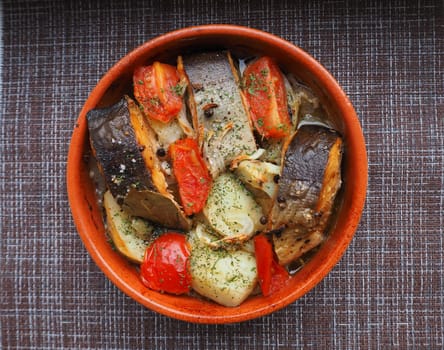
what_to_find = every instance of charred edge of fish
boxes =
[86,97,157,202]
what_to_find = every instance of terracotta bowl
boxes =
[67,25,367,323]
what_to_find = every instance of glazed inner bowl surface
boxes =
[67,25,367,324]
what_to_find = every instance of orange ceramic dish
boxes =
[67,25,367,323]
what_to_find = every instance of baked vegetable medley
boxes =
[86,51,343,307]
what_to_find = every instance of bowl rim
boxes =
[67,24,368,324]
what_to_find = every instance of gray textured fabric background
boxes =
[1,0,443,349]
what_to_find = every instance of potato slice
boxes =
[188,225,257,307]
[203,173,264,242]
[103,190,154,264]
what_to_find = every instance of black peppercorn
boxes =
[202,103,218,118]
[269,227,284,238]
[273,174,280,183]
[277,195,286,203]
[204,109,214,118]
[260,216,268,225]
[156,148,166,157]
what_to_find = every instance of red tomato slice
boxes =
[269,260,290,295]
[254,235,273,295]
[243,57,291,139]
[254,235,290,296]
[169,138,212,216]
[133,62,183,123]
[140,233,191,295]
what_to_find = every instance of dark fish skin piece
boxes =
[269,124,343,265]
[87,98,156,204]
[87,97,191,230]
[270,125,341,232]
[181,51,257,178]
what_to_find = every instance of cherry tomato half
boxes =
[243,56,292,139]
[254,235,290,296]
[169,138,212,216]
[140,232,191,295]
[133,62,183,123]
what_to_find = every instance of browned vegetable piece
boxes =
[87,96,190,230]
[269,125,343,265]
[234,159,280,215]
[122,189,190,230]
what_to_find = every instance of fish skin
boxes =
[87,98,157,203]
[270,125,343,264]
[87,97,190,230]
[181,51,257,178]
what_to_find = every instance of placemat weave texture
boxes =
[1,1,443,349]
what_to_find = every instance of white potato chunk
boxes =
[203,173,264,242]
[103,190,154,263]
[188,225,257,307]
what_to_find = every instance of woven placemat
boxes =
[1,0,443,348]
